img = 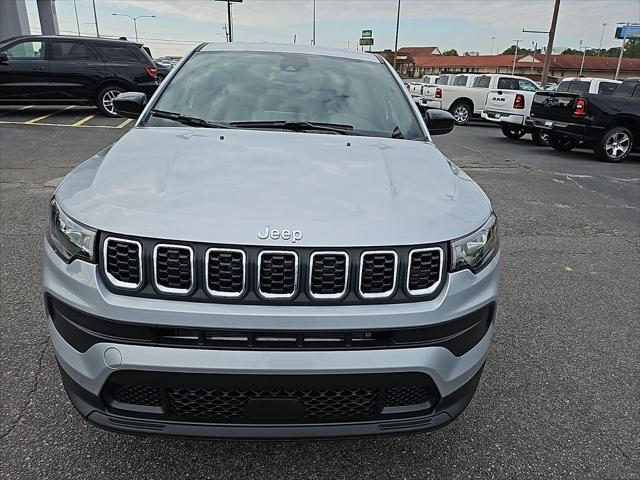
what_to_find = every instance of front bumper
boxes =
[44,241,500,439]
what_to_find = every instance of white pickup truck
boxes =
[481,76,621,145]
[408,75,440,106]
[419,74,539,125]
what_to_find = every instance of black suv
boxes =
[0,35,159,116]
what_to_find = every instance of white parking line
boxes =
[24,105,75,124]
[0,120,129,129]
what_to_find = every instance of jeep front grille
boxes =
[101,236,447,304]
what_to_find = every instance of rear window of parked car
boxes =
[614,81,637,98]
[96,45,140,63]
[473,76,490,88]
[453,75,468,86]
[557,81,590,94]
[597,82,619,95]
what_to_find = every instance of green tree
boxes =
[501,45,532,55]
[442,49,459,56]
[624,38,640,58]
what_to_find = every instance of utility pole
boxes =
[579,43,587,76]
[490,36,495,55]
[393,0,401,70]
[312,0,316,46]
[92,0,100,37]
[215,0,242,42]
[511,39,522,74]
[598,23,607,55]
[541,0,561,88]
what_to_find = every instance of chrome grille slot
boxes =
[407,247,443,296]
[103,237,143,289]
[153,244,194,294]
[358,251,398,299]
[257,250,298,299]
[205,248,246,298]
[309,251,349,299]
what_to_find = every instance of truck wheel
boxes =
[97,86,125,117]
[501,125,526,139]
[595,126,633,163]
[531,129,550,146]
[548,133,577,152]
[449,101,472,126]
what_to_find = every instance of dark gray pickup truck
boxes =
[529,77,639,162]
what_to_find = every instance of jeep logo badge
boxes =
[257,226,303,243]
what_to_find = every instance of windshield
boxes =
[147,51,424,140]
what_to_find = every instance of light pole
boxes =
[92,0,100,37]
[111,13,156,43]
[312,0,316,46]
[598,23,607,55]
[73,0,81,35]
[490,36,495,55]
[393,0,401,70]
[511,39,522,74]
[579,43,587,76]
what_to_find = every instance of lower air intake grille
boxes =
[407,248,442,295]
[384,385,431,407]
[104,238,142,288]
[154,245,193,293]
[310,252,348,298]
[112,384,161,406]
[167,387,378,420]
[359,251,397,298]
[258,251,298,298]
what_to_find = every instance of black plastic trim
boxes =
[47,295,494,356]
[58,364,485,440]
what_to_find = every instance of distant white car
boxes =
[555,77,621,96]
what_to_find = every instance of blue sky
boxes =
[24,0,640,57]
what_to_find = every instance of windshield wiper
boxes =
[149,109,231,129]
[229,120,354,135]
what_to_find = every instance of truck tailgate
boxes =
[485,90,518,112]
[530,91,579,121]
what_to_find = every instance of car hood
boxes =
[55,127,492,246]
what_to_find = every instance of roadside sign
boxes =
[362,30,372,38]
[359,38,374,46]
[615,25,640,39]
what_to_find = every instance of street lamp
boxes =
[490,36,495,55]
[598,23,607,55]
[111,13,156,43]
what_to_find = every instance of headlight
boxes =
[450,213,499,273]
[46,198,96,263]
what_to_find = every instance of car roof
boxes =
[1,34,142,47]
[199,42,380,63]
[560,77,621,83]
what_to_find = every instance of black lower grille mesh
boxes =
[167,387,377,420]
[360,252,396,295]
[408,249,442,292]
[310,253,348,296]
[155,245,192,291]
[105,240,141,285]
[112,384,161,406]
[207,249,245,295]
[258,252,297,296]
[384,385,431,407]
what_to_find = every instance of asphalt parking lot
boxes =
[0,108,638,479]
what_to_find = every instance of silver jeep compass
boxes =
[43,43,500,439]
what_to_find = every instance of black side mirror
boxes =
[113,91,147,119]
[424,109,455,136]
[0,51,8,63]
